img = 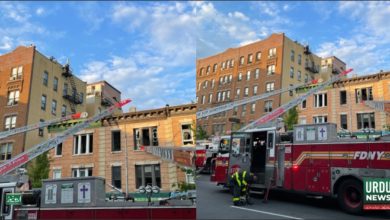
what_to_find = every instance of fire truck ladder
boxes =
[239,68,353,131]
[363,100,390,114]
[142,146,195,169]
[0,99,132,176]
[0,112,88,140]
[196,79,322,119]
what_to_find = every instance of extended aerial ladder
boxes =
[363,100,390,114]
[196,78,323,119]
[0,112,88,140]
[0,99,132,175]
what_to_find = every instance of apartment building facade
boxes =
[297,71,390,132]
[196,33,341,136]
[48,103,196,193]
[0,45,86,160]
[86,80,122,116]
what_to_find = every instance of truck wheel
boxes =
[337,179,363,214]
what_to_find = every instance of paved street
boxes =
[196,174,390,219]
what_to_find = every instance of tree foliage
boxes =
[283,106,299,131]
[195,125,209,140]
[27,152,50,188]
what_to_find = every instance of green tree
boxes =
[194,125,209,141]
[283,106,298,131]
[27,152,50,188]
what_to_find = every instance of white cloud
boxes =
[77,3,105,33]
[0,36,13,50]
[36,7,45,16]
[228,11,249,21]
[0,2,30,22]
[315,2,390,75]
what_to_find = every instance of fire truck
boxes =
[212,122,390,214]
[195,136,230,173]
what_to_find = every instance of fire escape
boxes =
[304,45,319,74]
[62,62,82,113]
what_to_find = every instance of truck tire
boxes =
[337,179,363,214]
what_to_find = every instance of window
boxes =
[240,56,245,65]
[264,100,273,112]
[340,91,347,105]
[7,90,20,106]
[222,91,226,101]
[256,51,261,60]
[304,74,309,83]
[4,116,16,130]
[246,70,251,81]
[63,83,68,96]
[211,79,215,88]
[224,76,228,83]
[227,60,230,68]
[248,54,253,64]
[244,87,249,97]
[61,105,67,117]
[53,169,62,179]
[297,71,301,81]
[266,82,274,92]
[73,133,93,155]
[230,59,234,67]
[355,87,373,103]
[51,100,57,115]
[289,84,294,96]
[199,68,204,76]
[313,116,328,124]
[201,95,205,104]
[267,65,275,75]
[241,104,247,117]
[255,69,260,79]
[291,50,295,62]
[0,143,12,160]
[182,124,194,145]
[222,62,226,69]
[136,164,161,188]
[250,103,256,114]
[357,112,375,129]
[55,143,62,156]
[53,77,58,91]
[290,67,294,78]
[206,66,211,74]
[112,166,122,189]
[340,114,348,130]
[72,167,92,177]
[238,73,242,81]
[133,127,158,150]
[253,85,258,95]
[112,131,121,151]
[213,64,217,72]
[39,119,44,136]
[227,90,230,99]
[268,48,276,57]
[217,92,221,102]
[233,106,238,116]
[298,54,302,65]
[236,88,240,97]
[41,95,47,110]
[228,75,232,83]
[219,77,223,85]
[314,93,327,108]
[10,66,23,80]
[43,71,48,86]
[209,94,213,103]
[301,100,307,109]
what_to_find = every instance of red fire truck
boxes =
[196,136,230,173]
[210,122,390,214]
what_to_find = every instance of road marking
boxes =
[231,206,303,220]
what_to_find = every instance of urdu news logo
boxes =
[364,178,390,210]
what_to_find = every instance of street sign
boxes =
[6,193,21,205]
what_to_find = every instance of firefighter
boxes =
[231,169,243,206]
[231,169,256,206]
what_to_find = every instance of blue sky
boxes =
[1,1,390,110]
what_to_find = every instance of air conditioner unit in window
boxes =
[9,76,16,80]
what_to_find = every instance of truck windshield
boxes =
[231,133,251,155]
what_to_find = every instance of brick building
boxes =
[48,103,196,194]
[0,45,86,160]
[196,33,343,136]
[86,80,122,116]
[297,70,390,132]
